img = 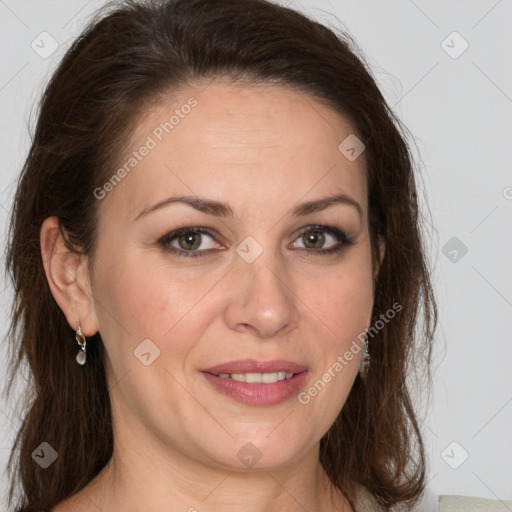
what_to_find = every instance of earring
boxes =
[359,332,370,380]
[75,322,87,365]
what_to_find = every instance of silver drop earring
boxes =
[75,322,87,365]
[359,332,370,380]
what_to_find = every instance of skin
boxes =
[41,80,384,512]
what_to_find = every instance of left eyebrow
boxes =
[290,193,363,219]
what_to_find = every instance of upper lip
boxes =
[203,359,308,375]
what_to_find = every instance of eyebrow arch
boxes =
[134,196,233,221]
[134,193,362,222]
[290,193,362,218]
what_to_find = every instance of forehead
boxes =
[100,80,368,223]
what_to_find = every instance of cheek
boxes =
[299,262,373,420]
[95,250,218,337]
[302,257,375,340]
[329,277,373,336]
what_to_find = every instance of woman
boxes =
[4,0,437,510]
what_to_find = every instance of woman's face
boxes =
[86,81,380,471]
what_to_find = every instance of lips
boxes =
[202,359,308,375]
[202,363,309,406]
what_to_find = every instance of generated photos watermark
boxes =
[94,96,198,200]
[297,301,402,404]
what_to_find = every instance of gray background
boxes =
[1,0,511,508]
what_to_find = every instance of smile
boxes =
[217,371,295,383]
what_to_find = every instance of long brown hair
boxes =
[3,0,437,510]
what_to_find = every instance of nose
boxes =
[223,254,300,339]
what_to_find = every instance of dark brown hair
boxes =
[3,0,437,510]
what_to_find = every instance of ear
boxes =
[40,216,99,337]
[373,236,385,282]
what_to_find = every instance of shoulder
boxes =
[352,485,387,512]
[352,485,439,512]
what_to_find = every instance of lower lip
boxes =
[202,371,308,406]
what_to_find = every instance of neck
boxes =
[74,425,352,512]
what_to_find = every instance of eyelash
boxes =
[157,225,354,259]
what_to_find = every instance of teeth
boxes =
[246,373,262,384]
[219,372,295,384]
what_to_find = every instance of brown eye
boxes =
[302,230,326,249]
[159,227,221,258]
[177,231,202,251]
[290,225,353,255]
